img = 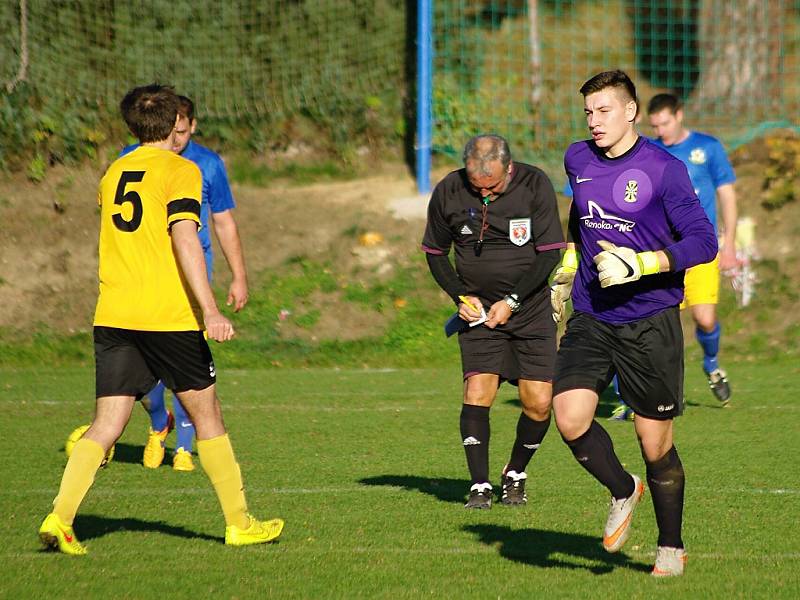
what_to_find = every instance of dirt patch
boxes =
[0,138,797,352]
[0,160,442,339]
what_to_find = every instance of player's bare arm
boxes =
[171,219,235,342]
[211,208,249,311]
[716,183,738,272]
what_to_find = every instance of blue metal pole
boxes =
[416,0,432,194]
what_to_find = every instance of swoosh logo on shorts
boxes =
[576,177,592,183]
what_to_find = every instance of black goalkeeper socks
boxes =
[460,404,490,484]
[646,446,685,549]
[507,412,550,473]
[564,420,634,499]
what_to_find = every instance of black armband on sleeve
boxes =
[510,249,561,301]
[426,253,468,305]
[663,248,676,271]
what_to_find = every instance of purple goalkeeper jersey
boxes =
[565,137,717,324]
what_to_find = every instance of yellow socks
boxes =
[53,437,105,525]
[197,434,249,530]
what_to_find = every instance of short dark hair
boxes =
[177,95,195,121]
[463,134,512,174]
[580,70,638,107]
[119,84,179,143]
[647,93,682,115]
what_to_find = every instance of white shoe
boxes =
[651,546,687,577]
[603,474,644,552]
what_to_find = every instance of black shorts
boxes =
[94,326,216,399]
[458,311,557,382]
[553,308,684,420]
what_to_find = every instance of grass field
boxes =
[2,357,798,599]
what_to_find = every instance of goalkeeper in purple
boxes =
[550,71,717,577]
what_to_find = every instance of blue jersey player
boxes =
[648,93,738,404]
[550,71,717,577]
[121,96,248,471]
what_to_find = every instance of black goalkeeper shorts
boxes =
[553,307,684,420]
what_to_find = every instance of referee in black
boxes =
[422,135,565,508]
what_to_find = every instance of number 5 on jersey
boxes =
[113,171,145,232]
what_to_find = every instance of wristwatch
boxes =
[503,293,521,313]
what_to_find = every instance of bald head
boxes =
[462,135,513,198]
[463,134,512,177]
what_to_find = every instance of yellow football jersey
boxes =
[93,146,205,331]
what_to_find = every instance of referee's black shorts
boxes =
[553,307,684,420]
[458,299,556,383]
[94,326,216,399]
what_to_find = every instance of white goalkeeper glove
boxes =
[593,240,661,288]
[551,247,578,323]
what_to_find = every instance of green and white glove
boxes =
[551,247,578,323]
[593,240,660,288]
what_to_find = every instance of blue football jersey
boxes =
[651,131,736,232]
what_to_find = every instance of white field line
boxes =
[10,401,454,412]
[7,391,800,412]
[7,486,799,497]
[4,544,798,562]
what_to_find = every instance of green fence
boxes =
[1,1,405,119]
[0,0,407,170]
[433,0,800,171]
[2,1,800,176]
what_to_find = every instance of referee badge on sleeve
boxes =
[509,218,531,246]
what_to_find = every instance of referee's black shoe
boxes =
[465,483,492,509]
[499,468,528,506]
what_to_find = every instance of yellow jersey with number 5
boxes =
[94,146,204,331]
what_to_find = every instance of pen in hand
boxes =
[458,295,481,314]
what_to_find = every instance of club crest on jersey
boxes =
[509,218,530,246]
[623,180,638,203]
[689,148,706,165]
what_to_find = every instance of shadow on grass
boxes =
[107,442,146,465]
[463,524,651,575]
[359,475,468,504]
[75,514,221,543]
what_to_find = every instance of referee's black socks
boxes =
[460,404,490,485]
[564,420,634,500]
[645,445,685,549]
[507,412,550,473]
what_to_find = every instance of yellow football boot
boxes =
[143,411,174,469]
[39,513,87,556]
[225,515,284,546]
[172,447,195,472]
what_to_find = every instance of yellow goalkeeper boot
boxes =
[225,514,284,546]
[39,513,87,556]
[143,411,174,469]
